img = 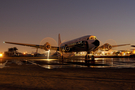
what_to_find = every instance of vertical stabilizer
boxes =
[58,34,61,47]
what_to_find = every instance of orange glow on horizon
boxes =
[23,52,27,55]
[133,50,135,54]
[0,53,3,57]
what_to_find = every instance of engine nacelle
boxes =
[65,45,70,52]
[100,43,112,51]
[61,45,70,52]
[44,42,51,51]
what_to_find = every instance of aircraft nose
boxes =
[92,40,100,47]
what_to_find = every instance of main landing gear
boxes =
[85,54,90,63]
[34,48,38,57]
[58,52,64,63]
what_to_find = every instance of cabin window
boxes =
[89,36,97,40]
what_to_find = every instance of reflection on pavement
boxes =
[2,57,135,69]
[0,59,8,68]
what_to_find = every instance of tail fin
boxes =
[58,33,61,47]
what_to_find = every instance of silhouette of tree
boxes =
[8,47,18,56]
[13,47,18,52]
[8,48,14,52]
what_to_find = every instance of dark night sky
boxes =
[0,0,135,53]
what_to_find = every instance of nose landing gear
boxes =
[85,53,95,64]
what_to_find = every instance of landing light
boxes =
[47,49,50,60]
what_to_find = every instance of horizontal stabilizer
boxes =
[131,45,135,47]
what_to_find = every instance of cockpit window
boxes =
[88,36,97,40]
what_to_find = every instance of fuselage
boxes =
[60,35,100,53]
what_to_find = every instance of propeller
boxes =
[105,39,118,50]
[39,37,57,55]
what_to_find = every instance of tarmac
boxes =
[0,60,135,90]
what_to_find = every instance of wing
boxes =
[3,41,58,51]
[111,44,130,47]
[93,43,130,52]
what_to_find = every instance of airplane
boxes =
[3,34,130,59]
[4,34,99,58]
